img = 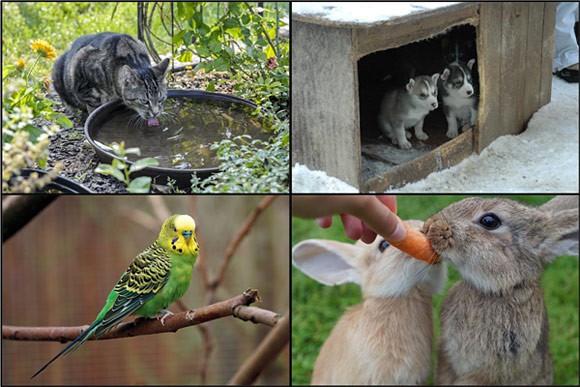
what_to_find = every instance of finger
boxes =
[376,195,397,215]
[346,196,406,242]
[340,214,363,240]
[360,223,377,244]
[316,216,333,228]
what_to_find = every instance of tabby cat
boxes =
[52,32,169,126]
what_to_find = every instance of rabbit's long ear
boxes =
[292,240,362,286]
[540,196,579,259]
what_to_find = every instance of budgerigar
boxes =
[31,214,199,379]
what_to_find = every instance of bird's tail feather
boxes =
[30,319,101,379]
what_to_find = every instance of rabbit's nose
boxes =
[423,216,454,251]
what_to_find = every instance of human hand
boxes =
[292,195,406,243]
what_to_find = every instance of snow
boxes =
[292,163,358,193]
[292,76,579,193]
[292,2,459,25]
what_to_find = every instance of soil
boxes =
[44,69,237,193]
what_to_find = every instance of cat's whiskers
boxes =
[127,112,144,129]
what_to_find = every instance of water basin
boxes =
[85,90,272,188]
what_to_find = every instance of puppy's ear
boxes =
[467,59,475,71]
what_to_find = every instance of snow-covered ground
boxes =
[292,76,579,193]
[293,2,459,24]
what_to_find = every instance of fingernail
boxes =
[389,221,406,242]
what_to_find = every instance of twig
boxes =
[147,195,171,222]
[3,289,260,342]
[2,195,58,242]
[207,196,277,304]
[233,306,281,327]
[228,314,290,385]
[196,323,213,384]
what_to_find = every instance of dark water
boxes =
[93,97,272,169]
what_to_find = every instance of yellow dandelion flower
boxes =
[17,59,26,68]
[30,39,57,60]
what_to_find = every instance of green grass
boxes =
[2,2,147,75]
[292,195,579,385]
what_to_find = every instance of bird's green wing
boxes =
[93,241,172,337]
[31,242,171,379]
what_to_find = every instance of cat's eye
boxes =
[378,240,390,253]
[139,99,148,105]
[478,213,501,230]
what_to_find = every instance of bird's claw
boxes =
[158,309,174,326]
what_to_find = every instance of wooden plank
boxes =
[523,2,545,126]
[363,128,473,192]
[499,3,529,138]
[539,2,556,106]
[354,3,479,58]
[477,2,502,151]
[291,20,361,188]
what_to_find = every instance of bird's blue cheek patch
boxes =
[171,237,178,245]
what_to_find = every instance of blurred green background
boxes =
[292,195,579,385]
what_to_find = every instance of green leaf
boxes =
[196,45,210,58]
[178,51,194,63]
[172,30,187,45]
[206,81,216,92]
[224,18,239,30]
[129,157,159,173]
[124,147,141,156]
[213,57,230,72]
[22,124,43,143]
[95,164,125,182]
[208,40,222,53]
[111,159,127,171]
[128,176,153,193]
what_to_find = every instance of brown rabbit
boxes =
[423,195,579,385]
[292,220,447,385]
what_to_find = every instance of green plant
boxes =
[190,114,288,193]
[95,142,159,193]
[2,130,64,193]
[172,2,289,111]
[2,39,72,146]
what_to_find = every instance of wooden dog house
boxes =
[292,2,556,191]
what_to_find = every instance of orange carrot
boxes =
[387,219,440,264]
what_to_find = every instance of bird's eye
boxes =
[378,240,390,253]
[479,213,501,230]
[174,228,177,232]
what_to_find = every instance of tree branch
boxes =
[2,195,58,242]
[228,314,290,385]
[206,195,278,303]
[2,289,266,342]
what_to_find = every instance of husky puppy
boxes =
[439,59,478,139]
[378,74,439,149]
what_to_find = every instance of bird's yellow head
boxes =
[160,214,199,256]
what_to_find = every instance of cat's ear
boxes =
[121,65,140,85]
[153,58,170,79]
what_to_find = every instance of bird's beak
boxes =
[182,230,193,239]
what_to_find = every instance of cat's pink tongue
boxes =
[147,117,159,127]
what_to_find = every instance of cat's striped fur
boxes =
[52,32,169,120]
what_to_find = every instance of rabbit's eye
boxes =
[378,240,390,252]
[479,213,501,230]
